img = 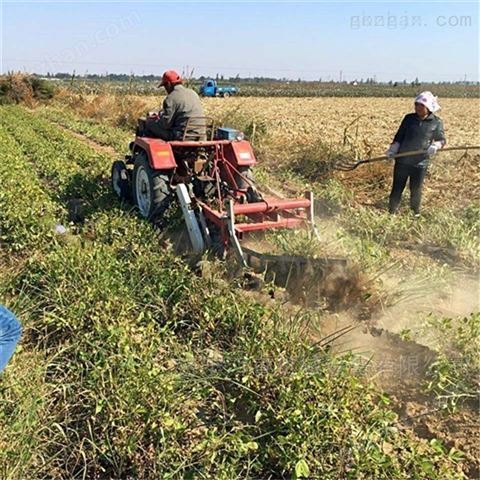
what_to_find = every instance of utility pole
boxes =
[339,70,343,82]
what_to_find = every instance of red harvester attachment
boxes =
[111,117,319,266]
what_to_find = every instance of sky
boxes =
[0,1,478,82]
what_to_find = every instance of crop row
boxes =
[0,106,113,214]
[0,118,60,251]
[1,105,110,171]
[37,106,131,154]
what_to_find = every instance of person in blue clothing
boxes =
[386,91,446,216]
[0,306,22,373]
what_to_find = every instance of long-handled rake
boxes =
[335,145,480,172]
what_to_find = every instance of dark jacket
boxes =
[158,84,204,140]
[393,113,446,167]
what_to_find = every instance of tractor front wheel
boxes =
[133,153,171,221]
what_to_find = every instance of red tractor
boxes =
[111,116,318,265]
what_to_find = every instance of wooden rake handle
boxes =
[336,145,480,171]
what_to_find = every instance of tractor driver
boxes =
[142,70,205,141]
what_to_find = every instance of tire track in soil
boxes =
[53,122,120,157]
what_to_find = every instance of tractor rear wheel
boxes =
[132,153,171,221]
[111,160,131,201]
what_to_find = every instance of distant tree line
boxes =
[41,72,479,86]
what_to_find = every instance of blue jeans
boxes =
[0,306,22,373]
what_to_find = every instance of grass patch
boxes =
[423,313,480,409]
[0,212,465,478]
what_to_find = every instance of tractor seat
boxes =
[182,117,215,142]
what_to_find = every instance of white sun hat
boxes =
[415,91,441,113]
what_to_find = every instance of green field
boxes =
[0,102,478,479]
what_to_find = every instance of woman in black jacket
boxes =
[386,91,446,215]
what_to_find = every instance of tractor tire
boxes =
[236,166,255,189]
[132,152,171,221]
[236,167,263,203]
[111,160,131,201]
[222,92,230,98]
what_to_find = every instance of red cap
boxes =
[159,70,182,87]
